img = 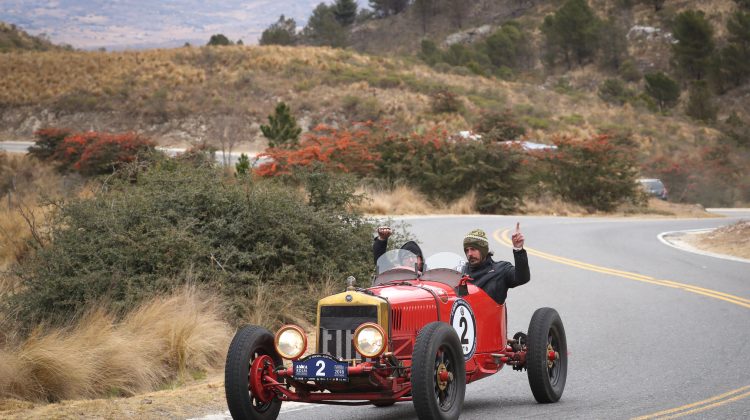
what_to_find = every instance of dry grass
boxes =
[357,184,476,215]
[0,287,231,402]
[0,43,734,151]
[521,194,590,216]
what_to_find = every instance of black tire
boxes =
[225,325,283,420]
[527,308,567,403]
[411,322,466,420]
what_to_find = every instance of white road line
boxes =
[657,229,750,264]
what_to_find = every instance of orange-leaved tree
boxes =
[49,130,155,175]
[255,123,380,177]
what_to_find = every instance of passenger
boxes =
[373,226,424,272]
[463,224,530,305]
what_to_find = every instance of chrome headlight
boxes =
[275,325,306,360]
[353,322,386,358]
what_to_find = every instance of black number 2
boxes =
[459,317,469,345]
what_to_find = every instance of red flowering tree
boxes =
[29,128,73,160]
[75,133,156,175]
[255,123,380,177]
[36,129,156,175]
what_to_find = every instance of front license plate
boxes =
[293,354,349,382]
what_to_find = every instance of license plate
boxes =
[293,354,349,382]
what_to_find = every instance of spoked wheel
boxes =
[225,325,283,420]
[411,322,466,420]
[527,308,567,403]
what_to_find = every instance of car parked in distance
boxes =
[638,178,668,200]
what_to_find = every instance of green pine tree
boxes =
[714,11,750,89]
[302,3,348,48]
[235,153,251,176]
[644,72,681,111]
[541,0,602,70]
[260,102,302,148]
[671,10,714,81]
[334,0,358,26]
[207,34,232,46]
[260,15,298,46]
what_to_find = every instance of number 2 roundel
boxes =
[450,299,477,360]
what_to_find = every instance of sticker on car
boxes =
[450,299,477,360]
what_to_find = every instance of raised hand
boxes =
[511,222,525,249]
[377,226,392,241]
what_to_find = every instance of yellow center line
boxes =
[631,386,750,420]
[493,229,750,419]
[495,229,750,309]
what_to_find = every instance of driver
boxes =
[373,226,424,272]
[463,224,529,305]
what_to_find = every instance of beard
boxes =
[468,255,481,266]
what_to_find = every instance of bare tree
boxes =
[209,114,246,168]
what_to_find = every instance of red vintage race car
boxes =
[225,249,567,420]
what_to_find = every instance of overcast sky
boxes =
[0,0,369,50]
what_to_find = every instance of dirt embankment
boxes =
[683,220,750,260]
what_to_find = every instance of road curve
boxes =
[267,215,749,420]
[7,137,748,419]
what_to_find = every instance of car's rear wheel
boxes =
[411,322,466,420]
[225,325,283,420]
[527,308,567,403]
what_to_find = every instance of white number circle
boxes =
[449,299,477,360]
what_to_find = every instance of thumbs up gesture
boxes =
[511,222,525,250]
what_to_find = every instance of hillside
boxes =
[0,22,67,53]
[0,44,726,150]
[0,0,749,206]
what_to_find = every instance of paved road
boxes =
[262,215,749,420]
[7,139,749,419]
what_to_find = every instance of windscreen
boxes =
[373,249,420,285]
[420,252,468,288]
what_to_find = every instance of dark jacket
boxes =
[468,249,530,305]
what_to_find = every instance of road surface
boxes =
[237,214,750,420]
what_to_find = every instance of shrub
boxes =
[618,59,642,82]
[341,95,382,122]
[430,90,463,114]
[532,135,640,211]
[473,109,526,142]
[644,72,680,111]
[374,128,526,213]
[598,78,631,105]
[28,128,72,161]
[685,81,717,122]
[7,162,374,328]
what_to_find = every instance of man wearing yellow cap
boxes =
[463,223,529,305]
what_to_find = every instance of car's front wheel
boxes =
[411,322,466,420]
[225,325,283,420]
[526,307,567,403]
